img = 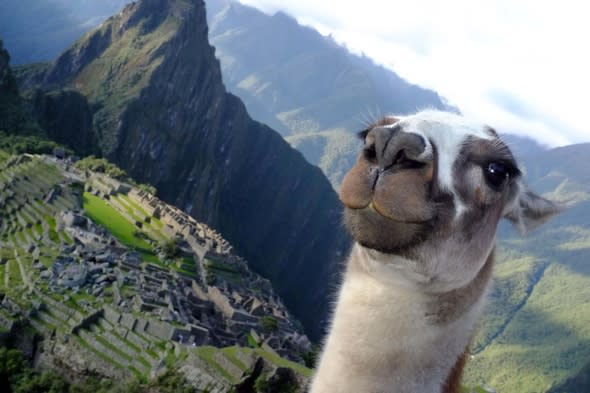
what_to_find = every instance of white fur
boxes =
[310,244,488,393]
[389,110,493,216]
[311,110,553,393]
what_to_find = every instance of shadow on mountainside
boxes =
[466,305,590,393]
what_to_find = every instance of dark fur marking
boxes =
[441,350,468,393]
[425,250,495,325]
[483,126,498,137]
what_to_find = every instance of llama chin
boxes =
[310,110,560,393]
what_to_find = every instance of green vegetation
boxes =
[0,153,310,391]
[260,316,278,333]
[82,192,157,263]
[301,344,320,369]
[0,345,193,393]
[174,256,198,278]
[194,345,237,383]
[0,149,9,163]
[194,344,312,385]
[252,347,312,378]
[246,332,260,348]
[220,346,247,370]
[72,12,181,156]
[162,239,180,259]
[0,131,65,155]
[287,129,358,187]
[75,156,156,194]
[254,373,298,393]
[74,156,127,180]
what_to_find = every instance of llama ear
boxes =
[504,189,562,234]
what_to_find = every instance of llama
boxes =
[310,110,559,393]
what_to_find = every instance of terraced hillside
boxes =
[0,153,312,392]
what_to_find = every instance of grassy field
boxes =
[194,345,312,383]
[82,192,158,263]
[0,150,9,164]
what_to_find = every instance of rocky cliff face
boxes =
[29,89,99,156]
[0,40,16,93]
[0,39,25,133]
[20,0,350,340]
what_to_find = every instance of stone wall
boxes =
[71,309,104,334]
[144,319,175,341]
[208,286,235,319]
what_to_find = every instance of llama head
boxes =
[340,110,560,291]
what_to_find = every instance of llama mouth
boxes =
[343,205,433,255]
[364,201,432,224]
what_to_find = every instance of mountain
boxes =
[0,39,34,135]
[0,39,20,131]
[0,152,311,391]
[205,0,451,186]
[0,0,131,65]
[500,133,548,159]
[463,143,590,392]
[13,0,351,341]
[547,359,590,393]
[5,1,590,390]
[1,39,77,157]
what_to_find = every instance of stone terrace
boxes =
[0,155,312,387]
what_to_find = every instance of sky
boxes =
[238,0,590,147]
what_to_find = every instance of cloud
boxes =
[237,0,590,147]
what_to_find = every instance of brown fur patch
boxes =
[475,187,484,204]
[373,116,399,128]
[339,158,377,209]
[426,250,495,325]
[358,117,400,139]
[372,168,433,222]
[442,350,469,393]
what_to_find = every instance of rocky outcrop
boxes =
[20,0,351,339]
[0,39,17,95]
[0,39,28,134]
[30,89,98,156]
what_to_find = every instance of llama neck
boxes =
[310,244,494,393]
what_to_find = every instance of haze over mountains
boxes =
[206,0,452,186]
[1,1,590,392]
[0,0,131,65]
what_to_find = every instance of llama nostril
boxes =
[369,126,429,170]
[382,132,427,170]
[364,144,377,162]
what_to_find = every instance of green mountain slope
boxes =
[12,0,351,340]
[463,143,590,392]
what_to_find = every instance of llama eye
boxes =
[485,162,510,190]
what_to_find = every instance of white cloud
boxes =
[237,0,590,147]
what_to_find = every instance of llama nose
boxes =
[372,126,428,171]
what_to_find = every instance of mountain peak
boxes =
[17,0,350,340]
